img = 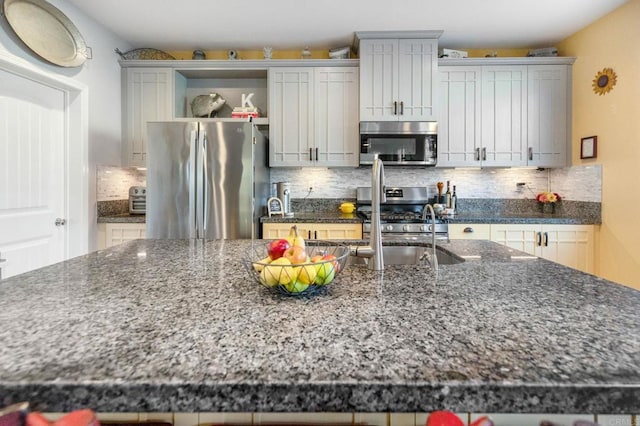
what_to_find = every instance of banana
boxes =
[286,225,306,249]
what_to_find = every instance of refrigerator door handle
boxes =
[195,127,207,238]
[188,128,199,239]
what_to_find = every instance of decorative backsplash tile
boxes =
[97,164,602,205]
[97,166,146,201]
[271,165,602,202]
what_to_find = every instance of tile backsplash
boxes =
[97,166,146,201]
[271,165,602,202]
[97,164,602,203]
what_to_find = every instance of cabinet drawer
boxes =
[448,223,490,240]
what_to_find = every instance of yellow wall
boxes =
[558,0,640,289]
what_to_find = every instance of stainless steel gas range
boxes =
[356,186,449,241]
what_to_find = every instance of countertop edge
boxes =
[5,382,638,413]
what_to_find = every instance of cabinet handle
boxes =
[393,101,398,115]
[482,147,487,161]
[315,147,319,161]
[544,232,549,247]
[463,227,474,233]
[400,101,404,115]
[537,231,542,246]
[475,148,480,161]
[529,147,533,161]
[314,230,318,240]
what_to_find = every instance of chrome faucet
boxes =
[350,155,385,270]
[421,204,439,271]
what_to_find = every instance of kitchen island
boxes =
[0,239,638,413]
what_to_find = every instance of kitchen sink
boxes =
[348,245,463,266]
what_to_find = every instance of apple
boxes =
[260,257,295,286]
[267,239,290,260]
[284,245,307,264]
[311,255,336,285]
[321,254,339,272]
[284,280,309,293]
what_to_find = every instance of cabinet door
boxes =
[527,65,570,168]
[397,38,438,121]
[123,68,172,167]
[262,223,313,240]
[314,67,359,167]
[358,39,399,121]
[490,224,539,256]
[480,66,527,167]
[268,68,314,166]
[448,223,490,240]
[438,66,482,167]
[105,223,146,248]
[313,223,362,240]
[539,224,594,273]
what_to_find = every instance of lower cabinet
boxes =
[97,223,147,250]
[262,222,362,240]
[450,223,595,274]
[489,223,595,274]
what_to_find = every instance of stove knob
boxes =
[420,225,428,232]
[402,225,409,232]
[385,225,393,231]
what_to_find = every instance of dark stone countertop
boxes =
[261,211,361,223]
[0,239,637,413]
[97,213,146,223]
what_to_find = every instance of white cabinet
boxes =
[314,67,359,166]
[269,67,359,167]
[359,38,438,122]
[98,223,147,249]
[490,223,595,273]
[122,68,173,167]
[527,65,571,168]
[437,66,482,167]
[480,65,528,167]
[448,223,491,240]
[262,223,362,240]
[437,58,574,168]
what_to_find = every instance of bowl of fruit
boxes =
[244,225,350,296]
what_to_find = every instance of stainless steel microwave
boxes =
[359,121,437,166]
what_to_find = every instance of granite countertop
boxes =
[261,211,361,223]
[446,211,600,225]
[1,239,637,413]
[97,213,146,223]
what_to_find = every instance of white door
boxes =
[358,39,398,121]
[397,38,438,121]
[0,69,66,279]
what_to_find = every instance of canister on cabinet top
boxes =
[276,182,293,217]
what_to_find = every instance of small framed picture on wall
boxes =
[580,136,597,159]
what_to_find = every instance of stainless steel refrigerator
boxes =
[146,121,270,239]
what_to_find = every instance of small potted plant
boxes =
[536,191,561,214]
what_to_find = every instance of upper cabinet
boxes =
[268,66,359,167]
[527,64,570,168]
[122,67,173,167]
[356,31,441,122]
[437,57,574,168]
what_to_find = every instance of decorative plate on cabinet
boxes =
[2,0,90,67]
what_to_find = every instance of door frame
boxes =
[0,51,89,259]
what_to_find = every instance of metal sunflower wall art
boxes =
[592,67,617,95]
